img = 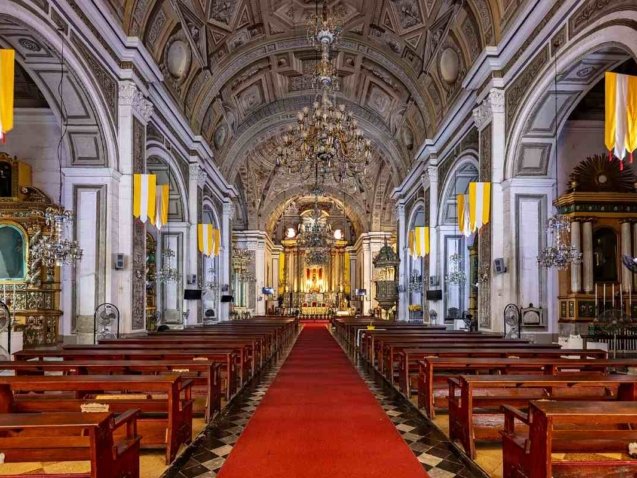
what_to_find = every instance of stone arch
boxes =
[438,156,479,226]
[146,143,190,223]
[506,18,637,180]
[407,199,426,231]
[0,4,118,170]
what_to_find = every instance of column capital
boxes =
[189,163,207,188]
[426,164,438,183]
[488,88,505,114]
[472,101,492,130]
[118,81,153,123]
[223,201,235,218]
[395,202,406,217]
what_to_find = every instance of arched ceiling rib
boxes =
[107,0,502,231]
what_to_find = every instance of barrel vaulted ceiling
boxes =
[108,0,504,231]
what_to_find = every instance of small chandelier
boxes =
[297,197,334,266]
[445,253,466,285]
[156,248,181,283]
[537,215,582,269]
[31,207,83,267]
[408,270,424,292]
[276,1,371,190]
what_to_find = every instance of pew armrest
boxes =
[179,379,194,392]
[111,408,139,432]
[501,404,529,433]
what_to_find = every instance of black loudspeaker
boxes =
[494,258,507,274]
[184,289,202,300]
[220,295,234,303]
[426,289,443,301]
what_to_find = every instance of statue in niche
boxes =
[593,227,618,283]
[0,225,25,279]
[0,162,12,197]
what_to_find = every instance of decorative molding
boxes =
[223,201,235,218]
[472,101,492,130]
[488,89,504,114]
[479,124,492,182]
[118,81,153,124]
[131,116,146,331]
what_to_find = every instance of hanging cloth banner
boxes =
[605,72,637,167]
[413,226,430,257]
[0,49,15,143]
[133,174,156,224]
[457,194,471,237]
[469,182,491,232]
[198,224,214,256]
[408,229,415,257]
[212,228,220,256]
[152,184,169,229]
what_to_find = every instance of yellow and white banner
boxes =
[457,193,471,236]
[152,184,169,230]
[410,226,429,257]
[469,182,491,232]
[198,224,220,257]
[133,174,156,224]
[0,49,15,143]
[605,72,637,167]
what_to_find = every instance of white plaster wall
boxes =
[0,109,62,202]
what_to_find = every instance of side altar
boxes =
[0,153,64,348]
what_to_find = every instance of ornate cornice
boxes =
[118,81,153,124]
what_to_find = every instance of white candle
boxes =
[604,283,606,312]
[12,284,15,311]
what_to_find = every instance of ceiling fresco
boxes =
[107,0,503,231]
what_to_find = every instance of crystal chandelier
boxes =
[445,253,466,285]
[156,248,181,283]
[537,215,582,269]
[275,1,371,190]
[297,197,334,266]
[31,207,83,267]
[408,270,424,292]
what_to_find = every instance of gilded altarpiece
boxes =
[0,153,62,347]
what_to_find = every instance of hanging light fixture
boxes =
[296,195,334,266]
[445,253,466,285]
[275,0,371,191]
[31,31,82,267]
[538,55,582,270]
[156,247,181,283]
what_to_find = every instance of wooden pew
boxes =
[13,348,240,401]
[396,347,608,398]
[0,410,141,478]
[417,356,637,417]
[0,359,222,421]
[0,374,193,464]
[448,373,637,458]
[501,401,637,478]
[63,342,254,386]
[377,338,540,376]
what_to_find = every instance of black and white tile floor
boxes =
[161,334,298,478]
[164,325,488,478]
[354,362,488,478]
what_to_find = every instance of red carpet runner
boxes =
[217,323,429,478]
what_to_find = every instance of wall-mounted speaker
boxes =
[113,253,125,270]
[494,258,507,274]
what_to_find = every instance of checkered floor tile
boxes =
[161,333,299,478]
[336,334,489,478]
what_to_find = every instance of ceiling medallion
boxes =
[275,1,371,192]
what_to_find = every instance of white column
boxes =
[219,202,233,321]
[185,163,200,326]
[621,221,632,292]
[254,239,266,316]
[425,166,442,320]
[114,81,153,334]
[570,220,582,293]
[396,202,408,321]
[582,220,594,293]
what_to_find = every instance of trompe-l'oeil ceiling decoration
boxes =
[110,0,501,232]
